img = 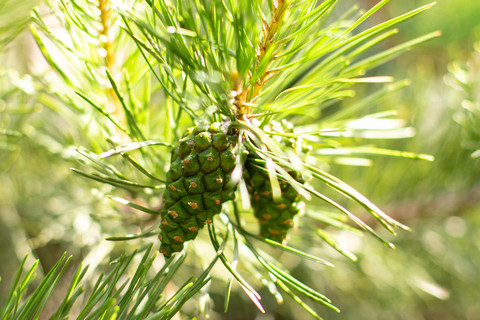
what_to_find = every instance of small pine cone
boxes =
[159,122,242,257]
[245,164,304,242]
[245,120,307,242]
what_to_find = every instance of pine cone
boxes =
[159,121,241,257]
[245,120,308,242]
[245,164,304,243]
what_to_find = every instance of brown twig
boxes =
[251,0,287,98]
[236,0,288,117]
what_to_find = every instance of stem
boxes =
[250,0,287,100]
[236,0,288,116]
[98,0,123,124]
[99,0,114,73]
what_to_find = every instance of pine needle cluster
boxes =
[1,0,439,319]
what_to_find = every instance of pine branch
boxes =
[21,0,441,318]
[98,0,124,126]
[238,0,289,113]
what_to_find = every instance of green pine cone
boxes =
[245,120,308,242]
[245,163,305,243]
[159,121,241,257]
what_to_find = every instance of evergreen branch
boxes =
[343,0,392,36]
[97,0,125,125]
[16,0,441,318]
[245,0,288,102]
[152,245,224,319]
[59,0,96,37]
[236,120,312,199]
[122,20,178,97]
[99,0,115,73]
[239,227,334,267]
[244,138,310,200]
[229,204,337,317]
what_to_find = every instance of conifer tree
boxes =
[0,0,440,318]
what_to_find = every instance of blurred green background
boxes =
[1,0,479,319]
